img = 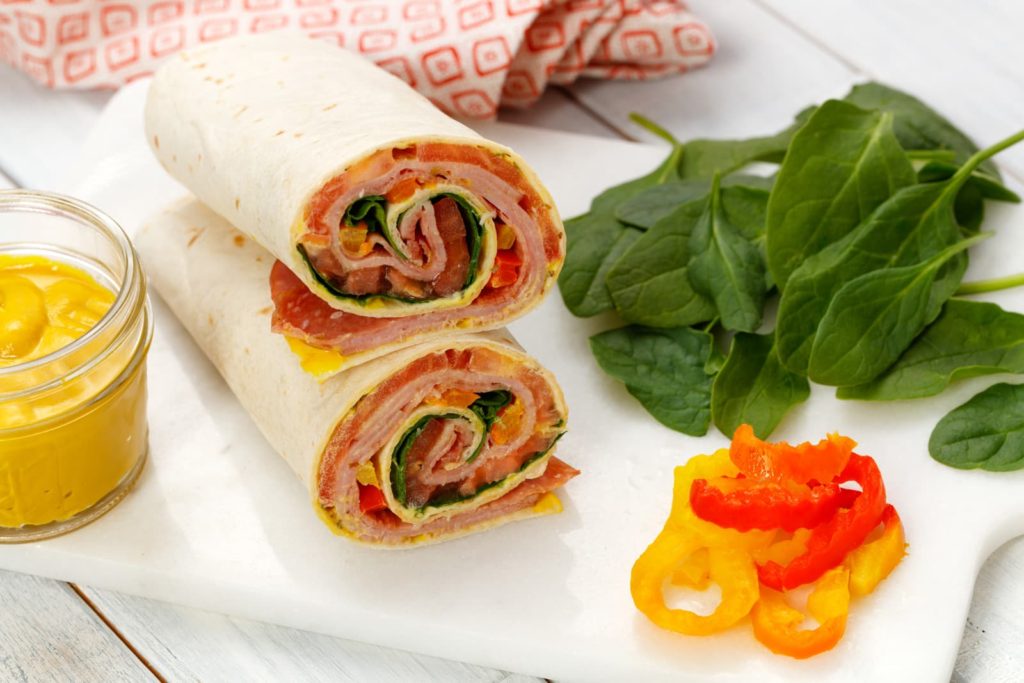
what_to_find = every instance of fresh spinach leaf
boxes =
[469,390,512,429]
[559,145,682,316]
[390,414,438,507]
[688,175,767,332]
[765,100,917,289]
[589,325,714,435]
[712,333,810,439]
[344,195,387,231]
[808,234,987,386]
[929,383,1024,471]
[614,180,711,229]
[774,129,1024,375]
[614,174,773,230]
[844,81,1001,180]
[838,299,1024,401]
[605,199,715,327]
[917,159,1021,233]
[917,161,1019,203]
[678,127,798,179]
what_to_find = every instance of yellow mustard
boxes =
[286,336,347,379]
[0,254,147,530]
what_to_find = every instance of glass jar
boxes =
[0,190,152,541]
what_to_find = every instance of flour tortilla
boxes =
[144,32,561,317]
[136,198,569,545]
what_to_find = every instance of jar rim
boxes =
[0,190,141,386]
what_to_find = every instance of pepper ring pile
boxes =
[631,425,906,658]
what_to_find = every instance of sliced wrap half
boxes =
[145,33,565,367]
[137,199,574,546]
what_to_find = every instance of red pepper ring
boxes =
[690,478,844,532]
[757,453,887,591]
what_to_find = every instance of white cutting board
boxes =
[3,80,1023,682]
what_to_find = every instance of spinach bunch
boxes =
[560,82,1024,469]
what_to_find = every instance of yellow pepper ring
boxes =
[631,528,761,636]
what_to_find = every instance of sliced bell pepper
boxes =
[690,477,843,532]
[671,547,711,590]
[488,249,522,289]
[729,424,854,485]
[385,176,422,204]
[339,224,372,256]
[846,504,906,597]
[631,450,774,635]
[490,399,524,445]
[757,453,887,591]
[425,388,479,409]
[358,483,388,514]
[631,528,761,636]
[751,566,850,659]
[495,222,517,250]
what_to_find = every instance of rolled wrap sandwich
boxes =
[137,199,575,545]
[145,33,565,372]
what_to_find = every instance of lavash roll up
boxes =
[137,199,574,546]
[144,33,565,372]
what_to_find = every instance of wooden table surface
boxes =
[2,2,1023,680]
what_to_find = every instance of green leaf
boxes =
[712,333,810,439]
[614,175,773,230]
[589,325,713,435]
[558,146,682,316]
[560,213,642,316]
[391,415,436,506]
[468,390,512,428]
[917,159,1021,233]
[839,299,1024,401]
[688,175,767,332]
[678,129,797,179]
[775,128,1024,375]
[808,235,987,386]
[765,100,917,289]
[614,180,711,229]
[929,383,1024,471]
[844,81,1002,180]
[605,199,715,327]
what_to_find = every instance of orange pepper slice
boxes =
[424,388,479,410]
[729,424,854,485]
[385,176,422,204]
[490,399,524,445]
[751,565,850,659]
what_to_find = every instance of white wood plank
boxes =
[0,570,155,682]
[566,0,857,144]
[758,0,1024,181]
[78,587,538,683]
[954,537,1024,683]
[500,88,619,139]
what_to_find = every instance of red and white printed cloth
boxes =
[0,0,714,118]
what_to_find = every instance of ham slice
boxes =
[318,344,575,545]
[274,142,563,358]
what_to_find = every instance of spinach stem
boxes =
[956,272,1024,295]
[906,149,957,162]
[629,113,681,147]
[951,129,1024,188]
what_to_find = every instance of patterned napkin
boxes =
[0,0,714,118]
